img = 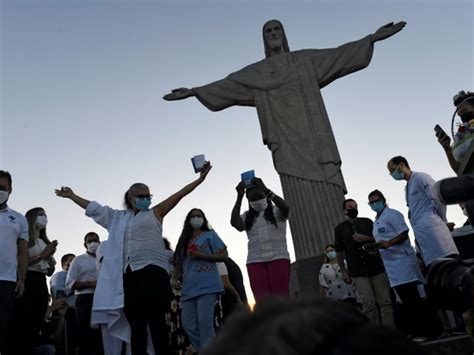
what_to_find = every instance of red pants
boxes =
[247,259,290,303]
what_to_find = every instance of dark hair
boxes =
[323,244,336,263]
[342,199,356,210]
[262,19,290,58]
[244,200,278,231]
[0,170,12,187]
[368,190,386,203]
[25,207,51,248]
[174,209,211,263]
[84,232,99,243]
[123,183,148,210]
[163,237,172,251]
[61,253,75,264]
[389,156,410,169]
[201,298,424,355]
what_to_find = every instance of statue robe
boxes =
[193,35,374,259]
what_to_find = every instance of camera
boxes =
[425,257,474,312]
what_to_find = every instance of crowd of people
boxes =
[0,163,294,355]
[0,90,473,355]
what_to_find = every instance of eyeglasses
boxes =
[368,199,382,205]
[136,194,153,199]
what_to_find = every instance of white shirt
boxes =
[373,207,424,287]
[241,205,289,264]
[28,238,56,273]
[0,206,29,282]
[122,209,169,273]
[405,172,459,265]
[66,253,97,295]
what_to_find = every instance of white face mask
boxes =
[87,241,100,254]
[250,198,268,212]
[190,217,204,229]
[36,215,48,228]
[0,191,9,204]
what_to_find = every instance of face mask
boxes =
[346,208,358,219]
[463,208,469,217]
[370,201,386,214]
[87,241,100,254]
[0,191,9,204]
[326,251,337,260]
[190,217,204,229]
[460,111,474,123]
[135,197,151,211]
[250,198,268,212]
[36,215,48,228]
[391,169,405,181]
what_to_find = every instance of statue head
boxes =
[262,19,290,58]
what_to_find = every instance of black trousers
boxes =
[123,265,171,355]
[8,270,49,355]
[75,293,103,355]
[0,281,16,353]
[64,306,78,355]
[393,281,426,336]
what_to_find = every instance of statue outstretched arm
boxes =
[164,86,255,107]
[371,21,406,43]
[163,87,196,101]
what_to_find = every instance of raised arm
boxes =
[253,178,290,218]
[435,129,461,173]
[55,187,90,210]
[153,162,212,222]
[231,182,246,232]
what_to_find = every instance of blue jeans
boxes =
[181,293,217,350]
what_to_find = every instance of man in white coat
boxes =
[387,156,459,266]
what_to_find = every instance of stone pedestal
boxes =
[289,254,326,297]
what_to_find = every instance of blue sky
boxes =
[1,0,473,303]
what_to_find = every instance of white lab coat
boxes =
[405,172,459,266]
[373,207,423,287]
[86,201,155,355]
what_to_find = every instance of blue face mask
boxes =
[391,169,405,181]
[326,251,337,260]
[135,197,151,211]
[370,201,385,213]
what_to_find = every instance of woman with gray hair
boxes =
[56,162,212,355]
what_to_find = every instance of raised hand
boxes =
[372,21,406,42]
[163,88,195,101]
[199,161,213,181]
[236,181,246,197]
[55,186,75,199]
[436,130,451,150]
[252,177,269,194]
[42,241,58,258]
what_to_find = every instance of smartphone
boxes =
[434,124,447,137]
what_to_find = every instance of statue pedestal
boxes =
[289,255,326,296]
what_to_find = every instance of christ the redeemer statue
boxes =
[164,20,406,287]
